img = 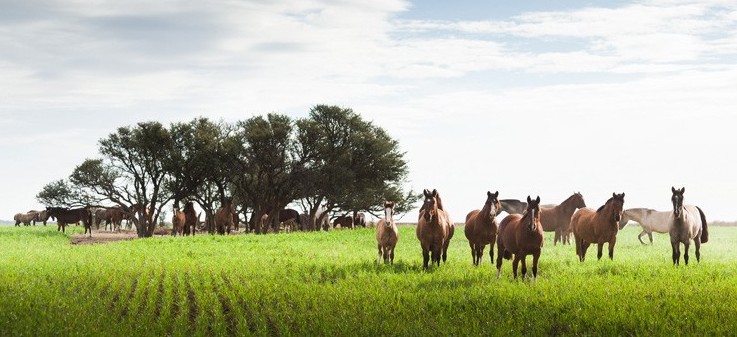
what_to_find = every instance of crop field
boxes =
[1,224,737,336]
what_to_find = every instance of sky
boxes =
[1,0,736,223]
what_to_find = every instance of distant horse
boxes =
[333,215,354,229]
[571,193,625,262]
[215,198,235,235]
[354,212,367,228]
[171,205,186,236]
[496,196,543,279]
[669,187,708,265]
[376,201,399,264]
[497,199,527,215]
[35,210,51,226]
[416,189,454,269]
[182,201,197,236]
[618,208,672,244]
[14,211,38,226]
[540,192,586,245]
[464,191,501,266]
[46,206,93,236]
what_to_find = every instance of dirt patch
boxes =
[70,230,138,245]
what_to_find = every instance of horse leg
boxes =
[608,238,616,260]
[532,252,540,280]
[671,241,680,266]
[574,236,582,261]
[683,242,690,265]
[422,248,430,270]
[469,242,477,266]
[581,241,591,262]
[512,255,520,279]
[377,244,382,263]
[694,237,701,262]
[520,255,528,279]
[496,246,504,278]
[596,243,604,260]
[478,246,485,267]
[389,247,395,264]
[554,229,560,246]
[489,242,495,267]
[638,230,647,245]
[648,232,653,244]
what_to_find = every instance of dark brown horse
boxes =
[376,201,399,264]
[464,191,501,266]
[669,187,708,265]
[496,196,543,279]
[46,206,93,236]
[416,189,454,270]
[540,192,586,245]
[183,201,197,236]
[333,215,354,229]
[571,193,625,262]
[215,198,235,235]
[354,212,366,228]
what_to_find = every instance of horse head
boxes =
[525,195,541,232]
[573,192,586,209]
[484,191,500,220]
[611,192,625,222]
[422,189,439,222]
[383,201,395,228]
[671,186,685,219]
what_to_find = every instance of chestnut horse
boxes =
[669,187,708,265]
[464,191,501,266]
[416,189,454,269]
[540,192,586,245]
[376,201,399,264]
[496,196,543,279]
[171,205,186,236]
[215,198,235,235]
[571,193,625,262]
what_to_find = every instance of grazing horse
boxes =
[416,189,454,270]
[376,201,399,264]
[182,202,197,236]
[46,206,93,236]
[464,191,501,266]
[618,208,672,244]
[571,193,625,262]
[669,187,708,266]
[496,199,527,215]
[171,205,186,236]
[215,198,235,235]
[540,192,586,245]
[496,196,543,279]
[14,211,39,226]
[333,215,354,229]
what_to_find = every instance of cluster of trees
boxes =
[37,105,417,238]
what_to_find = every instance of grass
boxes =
[1,224,736,336]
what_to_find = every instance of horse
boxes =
[618,208,672,244]
[497,199,527,215]
[46,206,93,236]
[181,201,197,235]
[333,215,354,229]
[215,198,235,235]
[540,192,586,245]
[496,196,543,279]
[171,205,186,236]
[570,193,625,262]
[14,211,38,226]
[354,212,367,228]
[669,187,708,265]
[464,191,501,266]
[35,210,51,226]
[416,189,454,270]
[376,201,399,264]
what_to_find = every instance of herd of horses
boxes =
[375,187,708,279]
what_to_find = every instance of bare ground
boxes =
[70,229,139,245]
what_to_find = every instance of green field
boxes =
[1,224,736,336]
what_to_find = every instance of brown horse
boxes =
[464,191,501,266]
[171,205,186,236]
[416,189,454,270]
[182,201,198,236]
[669,187,708,265]
[354,212,367,228]
[215,198,235,235]
[540,192,586,245]
[333,215,354,229]
[571,193,625,262]
[14,211,38,226]
[46,206,93,236]
[496,199,527,215]
[376,201,399,264]
[35,210,51,226]
[496,196,543,279]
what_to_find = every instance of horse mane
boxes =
[596,197,614,213]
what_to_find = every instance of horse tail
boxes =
[697,206,708,243]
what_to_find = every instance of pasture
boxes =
[1,224,737,336]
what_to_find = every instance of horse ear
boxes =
[487,191,492,197]
[536,196,540,204]
[672,186,676,193]
[680,187,685,194]
[494,191,499,198]
[620,192,625,199]
[612,192,616,198]
[527,195,532,203]
[432,189,438,197]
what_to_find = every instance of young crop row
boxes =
[2,225,737,336]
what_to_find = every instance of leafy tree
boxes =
[296,105,417,227]
[36,179,95,208]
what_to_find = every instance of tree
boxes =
[296,105,418,228]
[36,179,94,208]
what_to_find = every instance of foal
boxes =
[376,201,399,264]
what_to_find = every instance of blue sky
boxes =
[1,0,736,222]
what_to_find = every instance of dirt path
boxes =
[70,230,138,245]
